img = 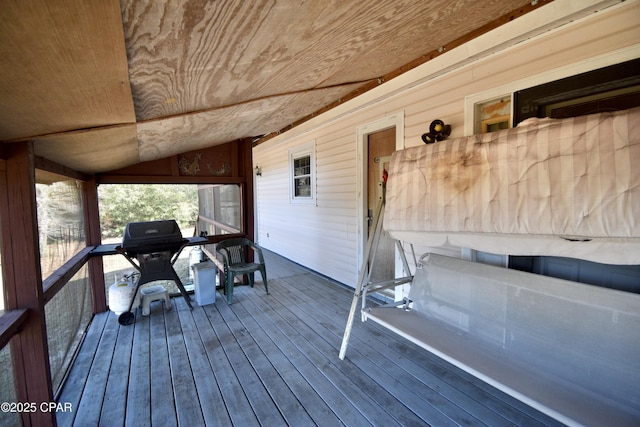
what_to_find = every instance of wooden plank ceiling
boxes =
[0,0,536,174]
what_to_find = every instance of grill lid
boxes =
[122,220,185,254]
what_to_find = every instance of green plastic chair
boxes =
[216,237,269,304]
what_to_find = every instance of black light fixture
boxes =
[421,119,451,144]
[254,165,262,176]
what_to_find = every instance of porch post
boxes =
[243,138,255,243]
[84,177,107,313]
[0,141,55,426]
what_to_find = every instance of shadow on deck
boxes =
[56,250,562,426]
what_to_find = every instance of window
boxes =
[476,97,511,134]
[289,141,316,204]
[513,58,640,124]
[293,156,311,197]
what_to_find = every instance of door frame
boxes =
[356,111,405,284]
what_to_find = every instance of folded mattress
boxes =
[384,107,640,264]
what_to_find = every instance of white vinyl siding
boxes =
[254,1,639,288]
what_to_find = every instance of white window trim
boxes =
[289,140,316,205]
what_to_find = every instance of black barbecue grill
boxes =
[116,219,194,325]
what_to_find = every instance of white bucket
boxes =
[192,261,217,306]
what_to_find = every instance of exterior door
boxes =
[366,127,396,283]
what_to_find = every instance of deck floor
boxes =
[57,251,563,427]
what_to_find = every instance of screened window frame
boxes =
[289,140,316,205]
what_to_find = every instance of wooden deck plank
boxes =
[56,312,107,427]
[230,297,345,426]
[234,289,377,426]
[149,304,178,427]
[298,273,562,426]
[191,304,259,427]
[239,281,399,426]
[293,273,556,427]
[125,311,151,426]
[58,250,569,426]
[173,299,231,426]
[252,277,459,426]
[261,262,561,427]
[214,299,317,426]
[203,299,287,426]
[275,276,468,426]
[99,313,134,427]
[164,300,205,426]
[297,272,562,426]
[73,312,120,425]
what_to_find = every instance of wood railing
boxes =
[0,309,28,350]
[0,244,94,352]
[42,246,94,304]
